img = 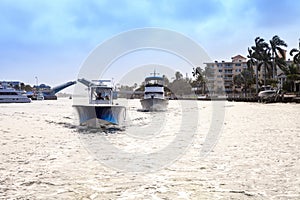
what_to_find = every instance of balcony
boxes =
[223,77,233,80]
[224,71,233,74]
[224,82,232,86]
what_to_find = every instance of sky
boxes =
[1,0,300,91]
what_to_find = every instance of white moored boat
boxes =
[73,78,126,126]
[0,85,31,103]
[258,85,277,102]
[140,72,168,111]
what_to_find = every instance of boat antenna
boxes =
[35,76,39,93]
[150,69,159,77]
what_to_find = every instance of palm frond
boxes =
[290,48,299,56]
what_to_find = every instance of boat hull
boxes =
[140,98,168,111]
[73,105,126,126]
[0,96,31,103]
[258,90,277,102]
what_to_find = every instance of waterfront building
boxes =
[204,55,293,95]
[204,55,249,94]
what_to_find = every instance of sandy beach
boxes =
[0,98,299,199]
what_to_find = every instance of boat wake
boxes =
[45,119,124,134]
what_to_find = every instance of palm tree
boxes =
[250,37,271,87]
[20,82,25,90]
[247,48,259,93]
[269,35,288,79]
[192,67,206,94]
[258,48,272,86]
[175,71,183,80]
[290,48,300,64]
[252,37,269,56]
[234,69,254,96]
[192,67,202,78]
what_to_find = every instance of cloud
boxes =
[1,0,300,84]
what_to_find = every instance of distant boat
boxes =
[140,71,168,111]
[36,92,44,100]
[73,78,126,126]
[0,85,31,103]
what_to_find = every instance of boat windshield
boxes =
[90,86,112,104]
[145,91,163,94]
[145,78,164,87]
[260,85,273,91]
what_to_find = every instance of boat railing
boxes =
[145,87,164,93]
[144,93,164,99]
[90,99,111,104]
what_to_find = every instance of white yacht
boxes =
[140,72,168,111]
[73,78,126,126]
[0,86,31,103]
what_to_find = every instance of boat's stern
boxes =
[73,105,126,126]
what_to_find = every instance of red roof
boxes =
[231,55,246,60]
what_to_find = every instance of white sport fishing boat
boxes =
[0,85,31,103]
[140,72,168,111]
[258,85,277,102]
[73,78,126,126]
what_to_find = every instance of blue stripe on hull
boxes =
[95,107,118,124]
[73,105,125,125]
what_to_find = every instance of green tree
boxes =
[13,84,20,90]
[175,71,183,80]
[192,67,206,94]
[20,82,25,90]
[233,69,254,96]
[258,48,272,86]
[233,74,243,90]
[284,63,300,92]
[169,71,192,96]
[290,48,300,64]
[162,75,170,87]
[24,84,33,92]
[269,35,288,78]
[247,48,259,93]
[249,37,272,86]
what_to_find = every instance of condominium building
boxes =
[204,55,249,94]
[204,54,293,94]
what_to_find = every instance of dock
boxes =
[227,95,300,103]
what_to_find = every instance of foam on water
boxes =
[0,98,299,199]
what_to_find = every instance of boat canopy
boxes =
[145,76,164,81]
